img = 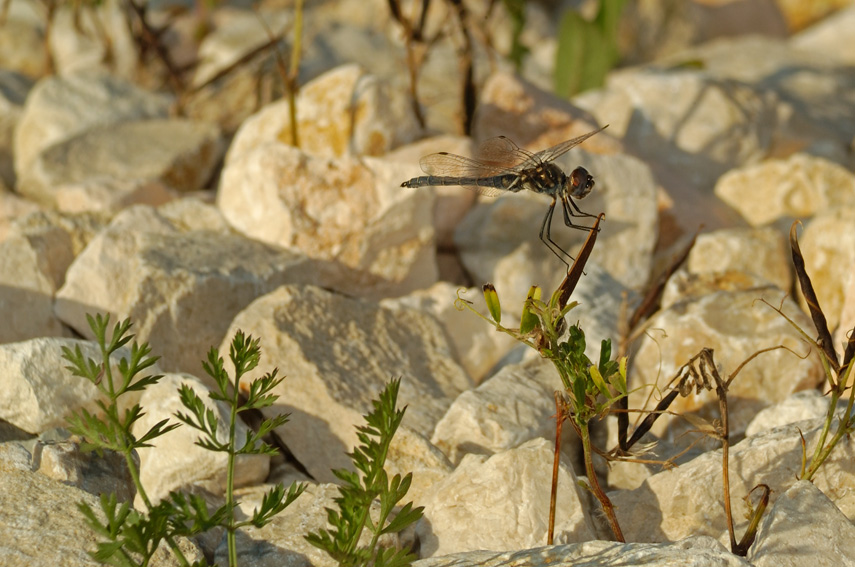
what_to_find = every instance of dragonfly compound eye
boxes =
[569,167,595,199]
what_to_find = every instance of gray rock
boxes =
[0,210,106,341]
[0,70,32,188]
[0,337,139,434]
[33,440,135,503]
[220,284,473,482]
[14,72,172,178]
[714,154,855,228]
[630,286,824,440]
[430,357,572,466]
[381,281,517,384]
[416,438,595,557]
[218,143,437,295]
[55,205,391,374]
[610,419,855,545]
[748,480,855,567]
[745,390,848,437]
[413,536,749,567]
[0,443,204,567]
[18,119,224,210]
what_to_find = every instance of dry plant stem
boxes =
[287,0,304,147]
[578,419,624,542]
[390,0,428,128]
[126,0,185,93]
[547,391,567,545]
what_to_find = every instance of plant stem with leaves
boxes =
[63,313,190,567]
[305,378,423,567]
[175,331,307,566]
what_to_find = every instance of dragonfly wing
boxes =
[419,152,510,178]
[531,125,608,164]
[476,136,540,170]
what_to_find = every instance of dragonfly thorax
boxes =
[517,163,566,196]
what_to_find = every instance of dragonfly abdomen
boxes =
[401,174,518,190]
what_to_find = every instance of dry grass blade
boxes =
[790,221,839,373]
[556,214,603,311]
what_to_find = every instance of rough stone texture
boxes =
[715,154,855,227]
[226,64,420,161]
[0,210,105,342]
[630,286,824,440]
[0,0,46,77]
[0,187,41,242]
[413,536,750,567]
[798,208,855,332]
[33,440,135,503]
[386,425,453,507]
[416,438,595,557]
[472,71,623,156]
[454,149,657,302]
[748,480,855,567]
[220,284,472,482]
[610,419,855,545]
[745,390,848,437]
[575,64,781,240]
[0,70,32,188]
[13,72,172,178]
[55,205,389,374]
[132,373,269,507]
[0,443,204,567]
[48,0,137,78]
[792,4,855,64]
[658,35,855,151]
[219,143,437,294]
[0,338,139,434]
[685,227,791,292]
[381,282,517,384]
[430,357,573,466]
[18,119,224,210]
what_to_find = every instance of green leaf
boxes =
[589,364,611,399]
[520,286,542,335]
[554,0,626,97]
[483,283,501,324]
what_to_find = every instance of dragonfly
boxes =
[401,125,608,268]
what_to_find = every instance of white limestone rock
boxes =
[610,419,855,545]
[13,72,171,178]
[218,143,437,295]
[412,536,750,567]
[220,284,473,482]
[430,357,571,465]
[630,286,824,441]
[416,438,595,557]
[748,480,855,567]
[55,205,388,375]
[0,337,139,433]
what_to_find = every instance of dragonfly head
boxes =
[567,167,595,199]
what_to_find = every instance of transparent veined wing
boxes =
[529,125,609,165]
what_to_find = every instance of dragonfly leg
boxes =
[561,196,599,232]
[539,199,575,268]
